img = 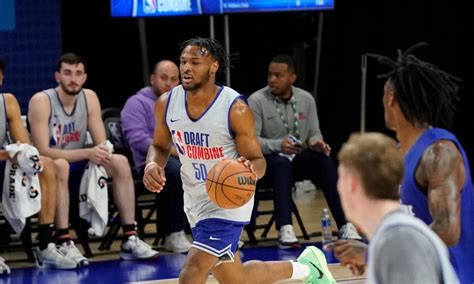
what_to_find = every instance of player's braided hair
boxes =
[180,37,232,76]
[368,42,461,128]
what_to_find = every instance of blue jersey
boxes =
[401,127,474,283]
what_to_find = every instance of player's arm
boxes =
[85,89,107,145]
[230,98,266,179]
[416,140,463,246]
[5,93,30,144]
[0,93,31,160]
[28,91,88,162]
[324,240,367,275]
[83,89,113,166]
[143,92,172,192]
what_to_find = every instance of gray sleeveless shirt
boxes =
[44,88,88,149]
[367,210,459,283]
[0,94,8,149]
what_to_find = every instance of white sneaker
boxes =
[35,243,78,270]
[278,224,299,249]
[0,256,10,275]
[120,235,160,260]
[59,241,89,267]
[295,180,316,192]
[164,231,192,253]
[339,222,362,240]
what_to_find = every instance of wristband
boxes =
[144,161,159,174]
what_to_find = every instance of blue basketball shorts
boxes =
[191,218,244,264]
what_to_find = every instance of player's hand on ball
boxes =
[237,156,257,177]
[143,161,166,193]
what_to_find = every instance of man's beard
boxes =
[182,70,210,91]
[182,81,202,91]
[60,81,82,96]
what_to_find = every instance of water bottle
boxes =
[321,208,336,263]
[321,208,332,245]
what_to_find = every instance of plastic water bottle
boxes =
[321,208,332,245]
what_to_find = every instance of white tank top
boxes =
[165,85,254,227]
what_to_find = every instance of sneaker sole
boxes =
[166,248,190,254]
[35,259,78,270]
[164,243,191,253]
[120,253,160,261]
[77,259,90,267]
[278,242,301,250]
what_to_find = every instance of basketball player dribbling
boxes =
[143,37,336,284]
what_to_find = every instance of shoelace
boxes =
[133,237,152,250]
[50,245,67,257]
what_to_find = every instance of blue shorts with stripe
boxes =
[191,218,245,263]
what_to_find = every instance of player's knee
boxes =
[110,154,131,176]
[179,264,207,283]
[40,155,52,165]
[181,252,213,280]
[271,156,292,171]
[39,156,54,172]
[53,158,70,181]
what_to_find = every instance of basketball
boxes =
[206,159,257,209]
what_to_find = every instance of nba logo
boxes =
[143,0,156,14]
[171,130,186,155]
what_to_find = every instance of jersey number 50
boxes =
[192,162,208,181]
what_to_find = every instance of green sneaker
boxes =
[297,246,336,284]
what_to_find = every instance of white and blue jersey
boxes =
[166,84,254,227]
[165,85,253,260]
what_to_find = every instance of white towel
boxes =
[79,141,113,236]
[4,143,43,175]
[2,160,41,234]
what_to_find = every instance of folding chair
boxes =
[245,186,310,244]
[98,108,162,250]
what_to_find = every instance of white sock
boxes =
[290,260,310,279]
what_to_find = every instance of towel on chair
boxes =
[2,143,42,234]
[79,141,113,236]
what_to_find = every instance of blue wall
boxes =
[0,0,16,30]
[0,0,61,113]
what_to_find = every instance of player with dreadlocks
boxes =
[143,37,336,283]
[325,42,473,283]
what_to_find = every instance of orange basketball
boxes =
[206,159,257,209]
